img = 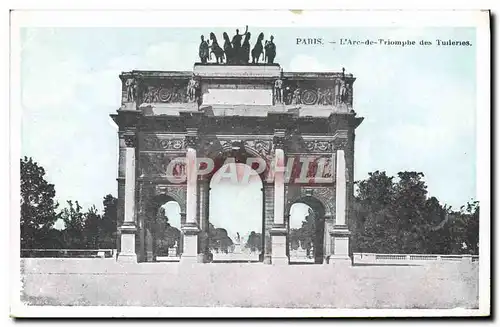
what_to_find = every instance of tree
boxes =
[208,224,233,253]
[245,231,262,252]
[352,171,397,253]
[20,157,60,249]
[83,205,100,249]
[99,194,118,248]
[456,201,479,254]
[60,200,86,248]
[352,170,480,255]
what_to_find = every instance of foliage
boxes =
[60,200,86,248]
[208,223,233,253]
[153,208,181,256]
[245,231,262,252]
[352,170,480,255]
[289,208,316,255]
[20,157,60,248]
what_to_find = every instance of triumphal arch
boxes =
[111,40,363,265]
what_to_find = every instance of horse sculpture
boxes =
[209,32,225,64]
[251,32,265,63]
[223,32,233,64]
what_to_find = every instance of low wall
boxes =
[353,253,479,265]
[21,249,116,258]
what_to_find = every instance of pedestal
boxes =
[180,223,199,264]
[329,226,351,266]
[233,243,242,254]
[117,224,137,263]
[270,225,289,265]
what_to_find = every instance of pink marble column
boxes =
[270,130,288,265]
[330,139,351,265]
[117,133,138,263]
[180,130,200,264]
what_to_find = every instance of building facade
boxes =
[111,63,363,264]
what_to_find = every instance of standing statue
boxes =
[199,35,210,64]
[187,74,200,103]
[274,78,283,104]
[284,86,292,105]
[292,87,301,105]
[338,67,350,104]
[317,88,325,105]
[264,35,276,63]
[231,25,249,63]
[125,78,136,102]
[251,32,265,63]
[236,232,241,244]
[223,32,234,64]
[339,80,347,104]
[324,88,334,105]
[240,32,251,64]
[209,32,225,64]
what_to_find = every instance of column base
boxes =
[270,225,289,265]
[117,253,138,263]
[328,255,352,267]
[271,256,289,265]
[180,254,199,264]
[117,224,138,263]
[181,223,199,265]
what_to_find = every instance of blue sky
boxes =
[20,27,477,236]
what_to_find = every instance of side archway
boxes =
[286,196,326,264]
[144,193,184,261]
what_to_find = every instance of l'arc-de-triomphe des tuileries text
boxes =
[111,33,364,265]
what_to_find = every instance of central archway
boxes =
[208,162,263,262]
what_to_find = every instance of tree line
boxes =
[21,157,117,250]
[351,171,479,255]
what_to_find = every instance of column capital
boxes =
[181,222,200,235]
[124,133,137,148]
[334,138,348,150]
[185,128,199,148]
[273,129,286,149]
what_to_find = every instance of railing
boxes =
[353,253,479,265]
[21,249,116,258]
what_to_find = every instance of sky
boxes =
[20,27,477,237]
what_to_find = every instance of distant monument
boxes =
[233,232,242,254]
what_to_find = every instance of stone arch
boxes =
[154,185,187,214]
[144,190,185,261]
[286,195,326,219]
[286,195,326,264]
[206,159,265,262]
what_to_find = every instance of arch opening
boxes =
[208,162,263,262]
[145,194,182,262]
[288,196,326,264]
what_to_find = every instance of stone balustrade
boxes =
[353,253,479,265]
[21,249,116,258]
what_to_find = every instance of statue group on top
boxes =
[199,26,276,64]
